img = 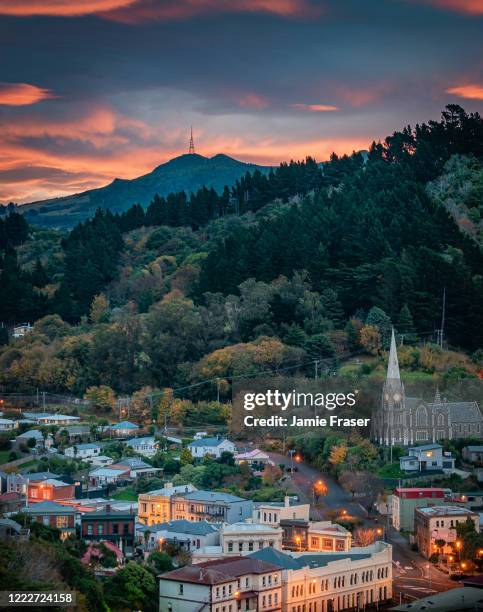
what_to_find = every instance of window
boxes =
[228,542,233,552]
[43,516,50,526]
[98,524,104,535]
[238,542,243,552]
[179,584,184,595]
[113,524,119,534]
[87,524,93,535]
[248,541,254,551]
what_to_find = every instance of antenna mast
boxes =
[188,126,195,154]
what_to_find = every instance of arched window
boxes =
[437,413,445,426]
[416,405,428,426]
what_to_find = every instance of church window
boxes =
[437,413,445,426]
[416,406,428,426]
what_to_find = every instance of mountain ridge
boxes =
[20,153,270,229]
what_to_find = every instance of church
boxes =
[373,330,483,446]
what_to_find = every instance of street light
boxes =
[295,536,302,552]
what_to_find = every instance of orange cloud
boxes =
[102,0,317,23]
[0,0,136,16]
[237,93,270,110]
[291,103,339,112]
[411,0,483,15]
[0,83,54,106]
[446,84,483,100]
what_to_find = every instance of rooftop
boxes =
[111,457,153,469]
[110,421,139,430]
[143,484,196,497]
[180,490,248,503]
[82,505,136,519]
[66,443,100,450]
[16,429,44,439]
[390,586,483,611]
[160,556,280,585]
[23,501,76,514]
[222,522,281,533]
[249,548,372,570]
[408,444,442,451]
[465,445,483,452]
[416,505,478,517]
[23,471,60,481]
[126,436,156,445]
[188,437,231,448]
[148,519,220,536]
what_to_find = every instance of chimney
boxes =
[284,496,290,508]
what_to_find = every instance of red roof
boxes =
[395,487,446,499]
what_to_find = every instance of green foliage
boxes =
[103,561,157,612]
[147,551,174,573]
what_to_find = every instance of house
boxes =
[0,517,29,540]
[391,487,452,532]
[0,492,25,513]
[279,520,352,552]
[159,556,283,612]
[13,323,33,338]
[456,491,483,510]
[234,448,271,467]
[138,483,197,525]
[16,429,44,447]
[64,442,101,459]
[399,443,455,472]
[35,414,80,426]
[89,455,114,467]
[414,505,479,559]
[187,437,236,459]
[253,496,310,527]
[126,436,158,457]
[193,432,208,440]
[7,471,61,495]
[63,425,91,440]
[462,445,483,464]
[0,418,17,431]
[28,478,75,503]
[143,519,220,552]
[109,421,139,438]
[172,490,253,524]
[23,501,76,540]
[249,541,392,611]
[81,504,136,556]
[110,457,162,478]
[88,467,130,487]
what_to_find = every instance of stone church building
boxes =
[373,330,482,446]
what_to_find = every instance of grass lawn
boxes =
[112,487,138,501]
[0,449,11,465]
[18,459,39,470]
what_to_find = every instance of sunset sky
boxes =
[0,0,482,204]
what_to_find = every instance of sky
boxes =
[0,0,482,204]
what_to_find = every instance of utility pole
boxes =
[314,360,319,379]
[440,287,446,348]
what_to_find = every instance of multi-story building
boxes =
[64,442,101,459]
[23,500,76,539]
[414,505,479,559]
[391,487,451,531]
[159,556,283,612]
[253,496,310,527]
[188,437,236,460]
[250,541,392,612]
[221,522,283,555]
[172,490,253,523]
[81,504,136,555]
[280,520,351,552]
[28,478,75,503]
[138,484,197,525]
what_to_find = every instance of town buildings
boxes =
[0,418,16,431]
[280,520,352,552]
[253,496,310,527]
[414,505,480,559]
[171,490,253,523]
[188,437,236,459]
[81,504,136,555]
[64,442,101,459]
[462,445,483,464]
[234,448,271,467]
[109,457,161,478]
[392,487,451,531]
[373,329,483,445]
[126,435,158,457]
[28,478,75,503]
[251,543,392,612]
[23,500,76,539]
[399,443,455,472]
[108,421,139,437]
[138,483,197,525]
[159,556,283,612]
[143,519,220,552]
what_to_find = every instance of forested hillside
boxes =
[0,105,482,399]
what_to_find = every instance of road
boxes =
[269,451,459,604]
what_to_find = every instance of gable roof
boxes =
[188,437,232,448]
[160,556,280,584]
[126,436,156,446]
[249,548,371,569]
[23,501,75,514]
[180,490,247,503]
[149,519,220,536]
[110,421,139,430]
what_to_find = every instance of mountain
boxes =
[20,153,270,229]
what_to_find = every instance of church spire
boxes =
[387,327,400,381]
[434,387,442,405]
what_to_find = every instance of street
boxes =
[269,451,460,604]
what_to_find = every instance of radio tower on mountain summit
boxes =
[188,126,195,154]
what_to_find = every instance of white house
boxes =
[126,436,158,457]
[89,467,129,487]
[34,414,80,426]
[110,457,162,478]
[89,455,114,467]
[193,432,208,440]
[187,437,236,459]
[64,443,101,459]
[0,418,17,431]
[399,443,455,472]
[16,429,44,445]
[235,448,271,466]
[13,323,33,338]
